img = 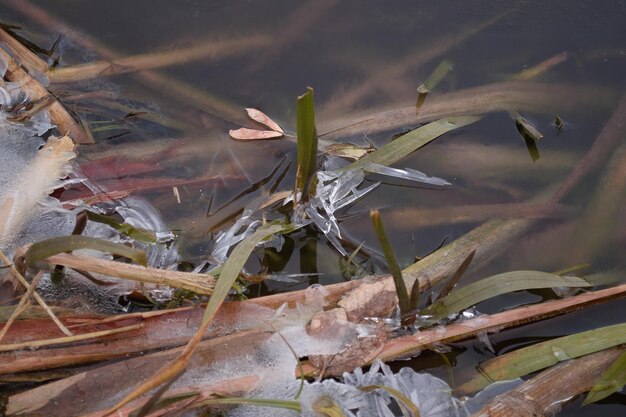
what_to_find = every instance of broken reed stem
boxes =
[0,270,44,342]
[0,46,90,144]
[0,250,72,336]
[470,347,625,417]
[49,35,272,83]
[43,253,215,295]
[0,26,49,75]
[0,323,143,352]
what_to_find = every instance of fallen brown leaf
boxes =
[228,127,284,140]
[245,108,284,133]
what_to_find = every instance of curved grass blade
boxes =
[458,322,626,394]
[25,235,147,269]
[296,87,318,202]
[584,349,626,405]
[197,397,301,412]
[85,211,157,243]
[336,116,480,173]
[421,271,591,320]
[314,397,348,417]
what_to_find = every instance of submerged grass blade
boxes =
[25,235,148,269]
[336,116,480,173]
[458,322,626,394]
[84,211,157,243]
[370,210,412,325]
[421,271,591,320]
[296,87,318,202]
[584,349,626,405]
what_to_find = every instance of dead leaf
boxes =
[245,108,284,133]
[229,128,284,140]
[325,143,373,161]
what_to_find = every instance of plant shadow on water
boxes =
[0,0,625,416]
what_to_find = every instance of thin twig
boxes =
[0,250,72,336]
[0,270,44,342]
[0,323,143,352]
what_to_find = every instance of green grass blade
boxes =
[422,60,454,92]
[584,349,626,405]
[25,235,148,268]
[458,323,626,395]
[421,270,591,320]
[202,222,295,324]
[296,87,318,202]
[335,116,480,173]
[370,210,412,324]
[85,211,157,243]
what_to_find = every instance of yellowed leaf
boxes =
[325,143,373,161]
[245,108,284,133]
[229,128,284,140]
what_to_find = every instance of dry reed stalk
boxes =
[470,347,625,417]
[0,47,90,143]
[49,35,272,83]
[42,253,215,295]
[0,250,72,336]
